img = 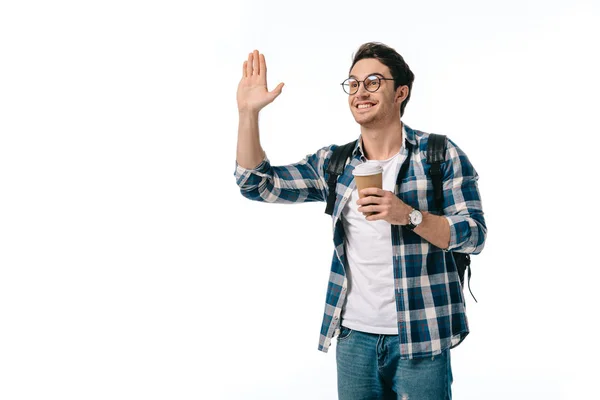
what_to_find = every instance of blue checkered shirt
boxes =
[234,124,487,359]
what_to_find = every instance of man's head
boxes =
[344,42,414,127]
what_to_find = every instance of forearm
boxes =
[413,211,450,250]
[236,110,266,170]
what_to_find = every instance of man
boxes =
[234,42,487,399]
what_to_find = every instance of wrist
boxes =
[406,208,423,230]
[238,108,260,118]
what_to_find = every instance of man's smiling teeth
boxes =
[357,104,374,109]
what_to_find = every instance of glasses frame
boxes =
[340,75,395,95]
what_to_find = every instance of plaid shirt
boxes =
[234,124,487,359]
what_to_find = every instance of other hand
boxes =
[237,50,284,114]
[357,188,412,224]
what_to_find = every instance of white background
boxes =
[1,0,599,399]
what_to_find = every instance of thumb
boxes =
[268,82,284,101]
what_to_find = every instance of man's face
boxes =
[346,58,405,128]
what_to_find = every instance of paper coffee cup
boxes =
[352,163,383,216]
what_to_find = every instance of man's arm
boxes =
[237,110,265,170]
[414,212,450,249]
[236,50,283,170]
[357,140,486,253]
[235,147,331,204]
[436,139,487,254]
[357,189,451,249]
[234,50,331,204]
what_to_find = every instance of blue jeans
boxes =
[336,327,453,400]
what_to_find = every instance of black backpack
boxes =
[324,134,477,302]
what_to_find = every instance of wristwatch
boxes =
[406,208,423,230]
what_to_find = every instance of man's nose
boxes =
[356,83,370,96]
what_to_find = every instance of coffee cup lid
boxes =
[352,162,383,176]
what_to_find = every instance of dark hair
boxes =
[350,42,415,117]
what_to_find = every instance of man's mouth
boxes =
[356,103,376,110]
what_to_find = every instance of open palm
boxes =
[237,50,284,113]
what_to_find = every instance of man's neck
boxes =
[360,120,404,160]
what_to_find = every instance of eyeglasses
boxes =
[341,75,395,95]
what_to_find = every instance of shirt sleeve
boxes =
[441,140,487,254]
[234,145,333,204]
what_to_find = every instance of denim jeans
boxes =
[336,326,453,400]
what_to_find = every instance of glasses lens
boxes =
[364,76,380,92]
[343,78,359,94]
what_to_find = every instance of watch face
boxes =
[410,210,423,225]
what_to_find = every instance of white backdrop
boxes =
[1,0,599,399]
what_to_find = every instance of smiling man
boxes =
[234,42,487,400]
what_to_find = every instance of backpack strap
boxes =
[324,140,357,215]
[426,134,477,302]
[426,134,447,211]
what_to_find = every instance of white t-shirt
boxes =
[340,150,402,335]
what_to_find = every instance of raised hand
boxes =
[237,50,284,114]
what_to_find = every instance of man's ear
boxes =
[395,85,409,105]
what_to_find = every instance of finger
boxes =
[368,195,383,203]
[365,212,382,221]
[360,205,381,214]
[252,50,259,75]
[246,52,253,76]
[268,82,285,100]
[360,188,383,197]
[259,54,267,78]
[358,195,381,205]
[243,61,247,78]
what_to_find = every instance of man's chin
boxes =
[353,115,377,127]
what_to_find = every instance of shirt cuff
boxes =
[444,215,471,251]
[235,155,269,173]
[234,155,271,183]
